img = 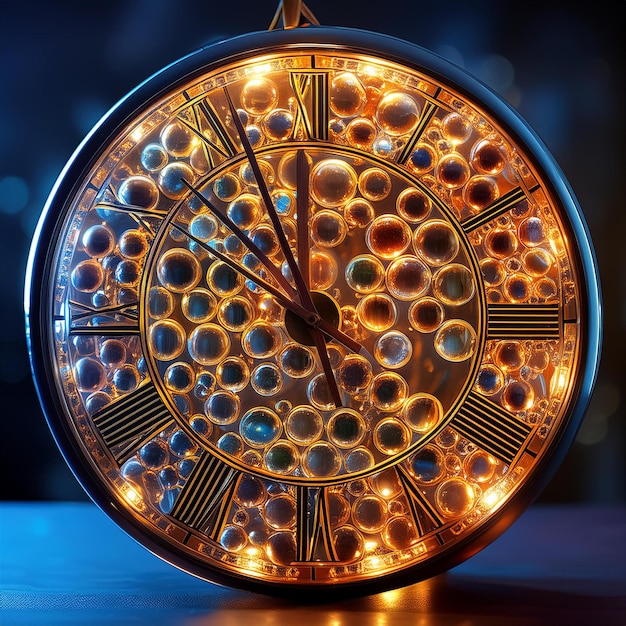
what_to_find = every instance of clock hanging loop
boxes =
[269,0,320,30]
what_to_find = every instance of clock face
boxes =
[27,27,600,594]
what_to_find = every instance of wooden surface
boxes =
[1,502,624,625]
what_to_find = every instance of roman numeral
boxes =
[295,485,338,562]
[488,303,560,339]
[396,99,439,164]
[179,96,238,169]
[396,465,443,537]
[69,300,139,336]
[169,453,240,541]
[290,69,329,140]
[452,392,533,465]
[91,382,173,464]
[461,187,529,233]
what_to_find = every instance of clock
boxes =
[25,2,601,596]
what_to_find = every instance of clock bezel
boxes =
[25,25,602,596]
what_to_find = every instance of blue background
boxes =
[1,0,623,503]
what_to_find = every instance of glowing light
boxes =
[551,367,569,397]
[249,63,272,76]
[131,127,146,143]
[482,487,500,509]
[242,549,262,571]
[379,588,402,606]
[366,556,382,569]
[123,486,141,505]
[549,235,562,256]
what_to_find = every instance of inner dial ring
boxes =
[142,144,484,484]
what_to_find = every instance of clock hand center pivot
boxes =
[284,290,340,347]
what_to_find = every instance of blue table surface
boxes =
[1,502,624,626]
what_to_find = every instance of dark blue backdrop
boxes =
[1,0,623,502]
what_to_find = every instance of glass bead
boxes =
[433,319,476,362]
[330,72,367,117]
[414,219,459,266]
[403,393,443,433]
[148,287,174,319]
[206,261,244,297]
[140,439,169,469]
[99,339,127,368]
[410,446,444,483]
[182,288,218,324]
[352,495,387,533]
[396,187,431,223]
[250,363,283,396]
[345,255,385,293]
[326,409,366,449]
[386,255,431,300]
[204,390,240,425]
[157,248,201,293]
[240,77,278,115]
[370,373,408,411]
[74,357,106,392]
[158,162,195,200]
[215,357,250,392]
[188,323,230,365]
[71,260,103,293]
[240,408,282,447]
[302,441,342,477]
[366,215,411,259]
[113,364,140,392]
[373,418,411,454]
[436,153,470,189]
[435,477,475,518]
[264,441,299,475]
[333,525,364,562]
[82,224,115,257]
[220,525,248,552]
[311,159,357,208]
[358,168,392,201]
[285,405,323,445]
[432,264,475,306]
[376,91,419,136]
[118,175,159,209]
[374,331,413,369]
[141,143,168,171]
[408,297,445,333]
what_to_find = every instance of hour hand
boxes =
[292,148,343,407]
[223,88,313,307]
